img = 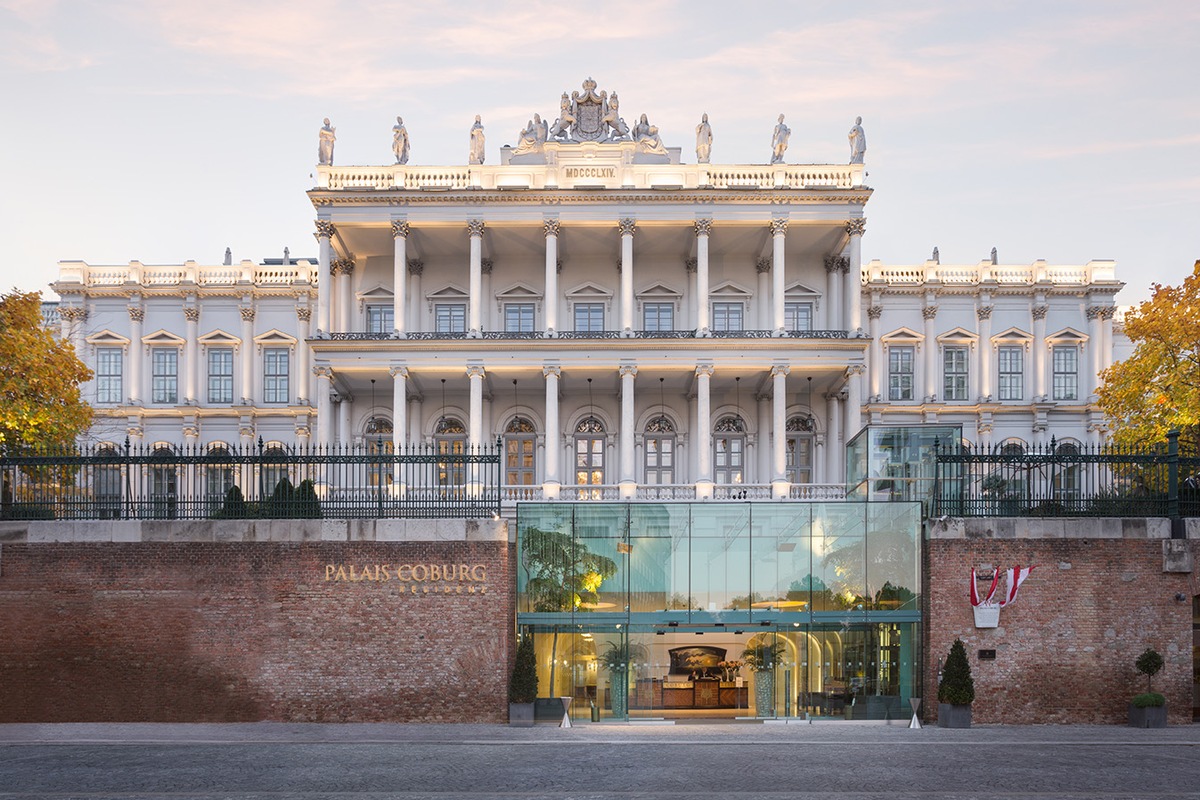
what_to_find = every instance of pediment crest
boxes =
[85,329,130,347]
[141,329,186,346]
[710,281,752,298]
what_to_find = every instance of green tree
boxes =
[1098,261,1200,449]
[0,291,92,452]
[508,632,538,704]
[938,638,975,706]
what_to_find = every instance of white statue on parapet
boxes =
[392,116,410,165]
[469,115,486,165]
[514,114,548,155]
[848,116,866,164]
[634,114,668,155]
[695,112,713,163]
[600,92,629,140]
[549,93,575,141]
[770,114,790,164]
[318,118,336,165]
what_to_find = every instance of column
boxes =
[618,218,636,334]
[467,219,485,336]
[845,219,866,334]
[922,301,938,401]
[844,365,864,445]
[685,258,698,330]
[481,259,494,333]
[542,365,561,498]
[390,366,408,451]
[296,307,311,404]
[1032,302,1048,400]
[314,367,334,447]
[867,303,883,400]
[771,364,790,497]
[408,260,423,328]
[756,259,771,329]
[334,259,354,332]
[770,219,787,334]
[128,305,143,404]
[315,220,334,334]
[183,306,199,404]
[977,303,994,401]
[694,219,712,333]
[1100,307,1115,371]
[755,393,770,485]
[409,395,423,448]
[694,364,714,498]
[467,364,485,449]
[337,394,353,446]
[1086,305,1103,398]
[544,219,560,335]
[824,256,843,330]
[240,306,255,404]
[619,364,637,497]
[182,423,200,505]
[814,434,826,484]
[826,392,842,484]
[391,220,409,336]
[238,422,254,497]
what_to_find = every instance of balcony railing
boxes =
[500,483,847,503]
[325,329,850,342]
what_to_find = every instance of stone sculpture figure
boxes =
[392,117,411,165]
[770,114,790,164]
[635,120,667,156]
[695,112,713,163]
[632,113,651,142]
[468,115,486,165]
[549,93,575,141]
[932,247,940,264]
[318,118,336,165]
[515,114,548,155]
[601,92,629,140]
[848,116,866,164]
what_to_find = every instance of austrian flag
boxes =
[969,564,1036,608]
[999,564,1036,607]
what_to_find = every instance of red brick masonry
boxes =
[0,541,513,722]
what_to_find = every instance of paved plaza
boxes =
[1,721,1198,799]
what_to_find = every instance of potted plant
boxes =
[742,640,784,718]
[598,639,647,719]
[937,638,974,728]
[508,632,538,727]
[1129,647,1167,728]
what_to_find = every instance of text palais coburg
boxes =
[324,562,489,593]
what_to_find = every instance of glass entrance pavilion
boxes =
[516,501,922,722]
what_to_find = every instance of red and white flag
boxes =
[999,565,1036,607]
[970,566,1000,607]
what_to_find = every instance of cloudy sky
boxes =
[3,0,1197,306]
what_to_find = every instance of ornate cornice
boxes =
[617,218,637,237]
[768,219,788,237]
[309,187,874,208]
[845,218,867,236]
[466,219,486,238]
[390,220,410,239]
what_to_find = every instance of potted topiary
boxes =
[598,639,648,720]
[742,640,784,718]
[937,638,974,728]
[1128,647,1167,728]
[508,632,538,727]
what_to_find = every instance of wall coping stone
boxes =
[926,517,1183,540]
[0,518,508,544]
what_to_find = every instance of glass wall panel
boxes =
[628,503,691,615]
[749,504,812,618]
[573,504,629,613]
[812,503,866,613]
[689,504,751,621]
[516,505,575,613]
[865,502,921,611]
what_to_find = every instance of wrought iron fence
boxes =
[932,432,1200,521]
[0,439,501,521]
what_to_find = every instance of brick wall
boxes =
[0,540,514,722]
[927,522,1196,725]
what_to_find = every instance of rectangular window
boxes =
[435,304,466,333]
[574,303,604,332]
[96,348,123,404]
[366,305,394,334]
[263,348,289,404]
[943,346,969,402]
[1053,345,1078,401]
[504,303,535,333]
[207,348,234,404]
[888,346,915,401]
[998,346,1024,401]
[643,302,674,332]
[785,302,813,332]
[712,302,744,332]
[151,348,178,404]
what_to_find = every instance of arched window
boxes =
[435,417,466,486]
[94,444,122,519]
[574,416,605,491]
[504,416,537,487]
[713,414,746,485]
[148,445,177,519]
[261,444,291,498]
[644,415,676,485]
[205,445,235,513]
[1053,441,1082,506]
[364,417,394,487]
[785,416,815,484]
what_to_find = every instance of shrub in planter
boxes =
[742,640,785,718]
[508,633,538,727]
[1129,647,1167,728]
[937,638,974,728]
[599,640,648,719]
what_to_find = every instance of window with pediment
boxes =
[713,414,746,485]
[644,415,676,485]
[505,416,537,487]
[574,416,605,488]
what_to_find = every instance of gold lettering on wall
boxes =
[323,562,489,594]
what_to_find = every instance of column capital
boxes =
[976,304,994,320]
[314,219,336,240]
[389,365,409,379]
[617,217,637,236]
[824,255,841,273]
[543,218,561,237]
[619,365,638,379]
[60,306,87,322]
[182,425,200,440]
[756,257,771,274]
[313,365,334,380]
[922,305,938,321]
[770,364,791,379]
[867,305,883,319]
[296,306,312,322]
[240,306,256,322]
[845,218,867,237]
[1099,306,1116,320]
[183,307,200,322]
[331,258,355,276]
[1085,305,1103,320]
[127,306,145,323]
[466,219,486,238]
[695,364,715,379]
[847,364,867,377]
[390,220,410,239]
[480,258,493,275]
[768,218,788,237]
[466,364,486,379]
[407,259,424,276]
[542,365,561,379]
[1032,305,1049,321]
[685,257,698,273]
[693,218,713,237]
[838,256,850,273]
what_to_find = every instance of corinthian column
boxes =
[618,218,636,335]
[239,306,255,403]
[695,363,714,499]
[467,219,485,336]
[1032,302,1048,400]
[977,303,993,400]
[619,364,637,497]
[467,364,485,449]
[770,219,788,334]
[390,365,408,450]
[694,219,712,333]
[845,365,865,444]
[333,259,354,333]
[543,365,561,498]
[314,220,334,334]
[845,218,866,334]
[183,306,199,404]
[825,256,844,331]
[314,366,334,447]
[391,220,409,336]
[127,304,143,404]
[922,302,938,401]
[544,219,560,335]
[770,364,789,498]
[867,304,883,400]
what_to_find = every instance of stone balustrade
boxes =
[862,259,1119,287]
[56,260,318,289]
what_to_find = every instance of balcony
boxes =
[325,329,850,342]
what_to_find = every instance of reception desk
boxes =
[628,678,749,710]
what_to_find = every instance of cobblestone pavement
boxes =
[1,722,1198,799]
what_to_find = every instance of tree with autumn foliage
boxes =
[0,291,93,454]
[1098,261,1200,450]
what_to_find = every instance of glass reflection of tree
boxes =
[821,525,916,611]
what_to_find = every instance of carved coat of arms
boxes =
[566,78,629,142]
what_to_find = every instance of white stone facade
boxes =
[51,87,1125,502]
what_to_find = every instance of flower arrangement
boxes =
[717,660,744,681]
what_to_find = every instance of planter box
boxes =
[1128,703,1167,728]
[508,702,535,727]
[937,702,972,728]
